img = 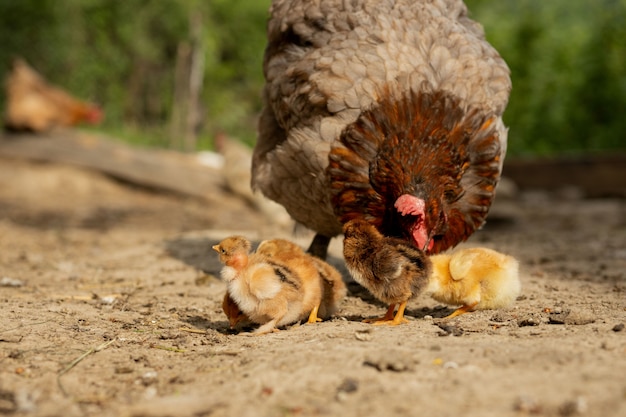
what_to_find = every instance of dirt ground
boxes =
[0,155,624,417]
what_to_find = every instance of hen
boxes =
[252,0,511,258]
[3,58,103,133]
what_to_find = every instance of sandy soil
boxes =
[0,156,624,417]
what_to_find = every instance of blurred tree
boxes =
[466,0,626,155]
[0,0,624,155]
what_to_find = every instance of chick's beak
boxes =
[212,245,220,253]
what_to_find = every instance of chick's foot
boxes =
[363,303,409,325]
[444,303,477,319]
[307,304,322,324]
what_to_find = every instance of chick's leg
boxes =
[371,301,410,326]
[252,319,280,335]
[444,303,478,319]
[307,304,322,324]
[391,301,410,326]
[364,304,396,324]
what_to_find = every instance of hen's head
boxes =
[394,194,445,252]
[85,106,104,124]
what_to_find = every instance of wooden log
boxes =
[503,154,626,198]
[0,129,223,201]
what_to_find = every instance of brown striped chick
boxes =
[427,247,521,319]
[257,238,346,320]
[212,236,309,335]
[342,219,431,326]
[256,239,324,323]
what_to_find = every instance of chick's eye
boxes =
[221,248,226,254]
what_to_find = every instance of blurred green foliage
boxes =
[0,0,624,155]
[467,0,626,155]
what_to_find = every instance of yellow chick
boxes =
[257,238,346,320]
[342,219,431,326]
[213,236,316,334]
[427,247,521,319]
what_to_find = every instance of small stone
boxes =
[354,329,373,342]
[363,352,417,372]
[423,315,433,320]
[612,323,624,332]
[513,395,542,414]
[336,378,359,401]
[140,370,158,386]
[0,277,24,287]
[557,310,596,326]
[435,322,464,336]
[559,396,587,416]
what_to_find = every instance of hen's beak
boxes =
[422,229,436,252]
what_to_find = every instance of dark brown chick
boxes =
[342,219,431,326]
[221,292,250,329]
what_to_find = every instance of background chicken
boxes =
[3,58,103,133]
[252,0,511,259]
[342,219,431,326]
[427,247,521,318]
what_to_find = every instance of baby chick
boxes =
[213,236,317,334]
[222,292,250,329]
[257,238,346,320]
[427,247,521,319]
[342,219,431,326]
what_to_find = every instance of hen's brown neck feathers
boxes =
[328,87,501,253]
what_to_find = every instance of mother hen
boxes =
[252,0,511,259]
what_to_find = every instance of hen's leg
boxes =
[444,303,477,319]
[307,234,331,260]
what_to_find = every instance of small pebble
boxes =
[0,277,24,287]
[140,370,158,386]
[354,329,373,342]
[100,295,118,304]
[336,378,359,401]
[559,396,587,416]
[513,395,542,413]
[363,352,417,372]
[612,323,624,332]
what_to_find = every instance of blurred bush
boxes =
[467,0,626,155]
[0,0,624,155]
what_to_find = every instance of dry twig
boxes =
[57,338,117,396]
